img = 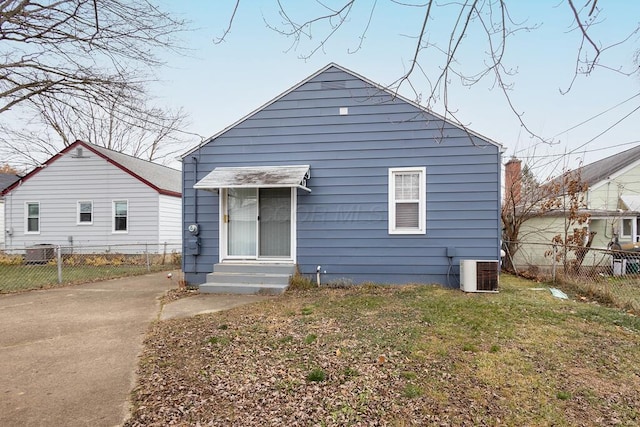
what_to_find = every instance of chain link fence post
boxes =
[145,243,150,272]
[551,244,557,283]
[57,245,63,284]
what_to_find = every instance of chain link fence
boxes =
[505,240,640,313]
[0,242,182,293]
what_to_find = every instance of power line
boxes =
[551,92,640,138]
[512,102,640,172]
[512,92,640,157]
[507,140,640,160]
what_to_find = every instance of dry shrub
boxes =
[0,252,24,265]
[288,265,317,291]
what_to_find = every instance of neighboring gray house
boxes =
[2,140,182,252]
[1,172,20,249]
[182,63,503,292]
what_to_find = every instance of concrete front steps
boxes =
[199,263,295,295]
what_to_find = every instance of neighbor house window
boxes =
[388,167,426,234]
[621,218,638,241]
[113,200,128,232]
[78,201,93,225]
[26,202,40,233]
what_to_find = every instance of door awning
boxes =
[194,165,311,192]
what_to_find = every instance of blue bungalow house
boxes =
[181,63,503,293]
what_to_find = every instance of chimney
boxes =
[505,158,522,206]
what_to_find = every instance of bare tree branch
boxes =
[216,1,640,146]
[0,0,190,167]
[0,0,186,114]
[213,0,240,44]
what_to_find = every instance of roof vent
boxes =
[72,147,87,158]
[321,80,346,90]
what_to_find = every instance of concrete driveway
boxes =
[0,271,174,427]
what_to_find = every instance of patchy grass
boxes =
[127,274,640,426]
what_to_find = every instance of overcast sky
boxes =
[155,1,640,178]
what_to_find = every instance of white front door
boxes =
[223,188,293,260]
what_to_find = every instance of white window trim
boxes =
[112,200,129,233]
[77,200,93,225]
[388,167,426,235]
[620,217,636,240]
[25,201,40,234]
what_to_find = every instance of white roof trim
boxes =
[589,157,640,192]
[194,165,311,192]
[181,63,502,158]
[620,195,640,212]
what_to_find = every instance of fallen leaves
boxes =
[126,284,640,426]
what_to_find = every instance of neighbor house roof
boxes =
[1,140,181,197]
[182,62,503,158]
[0,173,20,193]
[580,144,640,187]
[541,144,640,195]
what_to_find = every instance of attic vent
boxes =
[72,147,87,158]
[321,81,346,90]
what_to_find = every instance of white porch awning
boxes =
[621,195,640,212]
[194,165,311,192]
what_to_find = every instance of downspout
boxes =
[498,149,505,261]
[191,155,199,227]
[604,180,611,239]
[5,180,20,249]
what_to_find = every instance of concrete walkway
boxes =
[0,272,173,426]
[0,271,268,427]
[160,293,271,321]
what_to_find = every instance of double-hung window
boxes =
[388,167,426,234]
[26,202,40,233]
[78,201,93,225]
[621,217,639,242]
[113,200,128,232]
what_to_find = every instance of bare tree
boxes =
[216,0,639,143]
[547,168,593,273]
[502,158,556,271]
[0,93,189,168]
[0,0,188,166]
[502,153,593,276]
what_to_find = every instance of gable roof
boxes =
[182,62,503,158]
[0,173,20,192]
[579,144,640,187]
[2,140,181,197]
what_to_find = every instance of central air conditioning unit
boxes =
[460,260,499,293]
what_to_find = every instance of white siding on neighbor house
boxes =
[4,150,161,250]
[0,201,5,247]
[588,162,640,210]
[158,194,182,244]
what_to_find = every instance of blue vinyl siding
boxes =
[182,65,502,287]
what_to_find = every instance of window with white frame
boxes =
[113,200,128,232]
[620,217,639,241]
[388,167,426,234]
[77,201,93,224]
[26,202,40,233]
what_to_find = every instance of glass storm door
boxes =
[227,188,258,257]
[226,188,291,258]
[259,188,291,257]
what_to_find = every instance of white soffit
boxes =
[194,165,311,192]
